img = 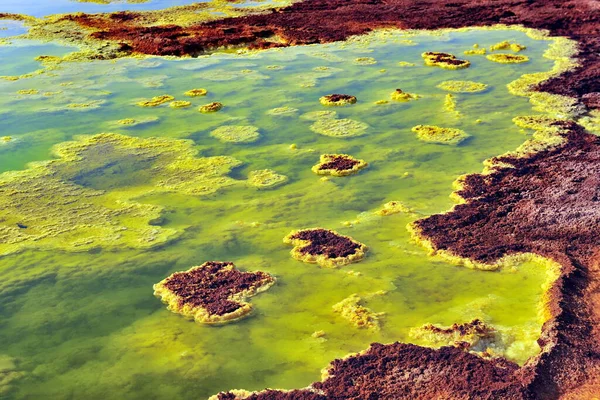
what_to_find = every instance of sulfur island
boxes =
[0,1,599,399]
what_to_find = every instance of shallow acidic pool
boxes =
[0,26,561,399]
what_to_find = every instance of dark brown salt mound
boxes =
[311,154,368,177]
[153,261,275,324]
[283,228,367,268]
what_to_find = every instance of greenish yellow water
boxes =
[0,27,559,399]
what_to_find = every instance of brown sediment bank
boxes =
[216,124,600,400]
[35,0,599,108]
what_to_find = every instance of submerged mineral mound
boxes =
[153,261,275,324]
[422,51,470,69]
[412,124,470,145]
[319,94,357,106]
[311,154,368,177]
[283,228,367,268]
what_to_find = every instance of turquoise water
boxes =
[0,27,561,399]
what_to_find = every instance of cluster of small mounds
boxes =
[319,94,357,106]
[443,94,460,116]
[487,53,529,64]
[210,125,260,143]
[311,154,368,177]
[283,228,367,268]
[464,44,487,55]
[332,294,382,330]
[410,319,497,354]
[437,80,488,93]
[153,261,275,324]
[390,88,418,102]
[412,124,469,145]
[136,89,222,112]
[422,52,470,69]
[247,169,288,189]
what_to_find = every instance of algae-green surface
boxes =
[0,27,565,399]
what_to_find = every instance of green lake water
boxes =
[0,27,560,399]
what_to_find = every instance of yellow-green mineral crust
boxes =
[390,88,419,102]
[0,133,242,256]
[437,80,488,93]
[137,94,175,107]
[184,88,208,97]
[210,125,260,143]
[169,100,192,108]
[310,118,368,138]
[332,294,382,330]
[487,53,529,64]
[375,201,412,216]
[412,124,470,145]
[153,261,276,324]
[283,228,368,268]
[248,169,288,189]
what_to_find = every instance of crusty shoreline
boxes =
[2,1,599,398]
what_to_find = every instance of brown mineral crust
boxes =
[413,122,600,397]
[317,155,360,172]
[424,318,491,336]
[290,229,362,259]
[161,261,274,317]
[322,94,355,104]
[59,0,600,107]
[218,343,529,399]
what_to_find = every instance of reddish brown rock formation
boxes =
[153,261,275,324]
[53,0,599,107]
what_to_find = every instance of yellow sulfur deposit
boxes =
[412,124,470,145]
[436,80,488,93]
[443,93,460,117]
[486,53,529,64]
[375,201,412,216]
[489,40,526,52]
[184,88,207,97]
[248,169,288,189]
[512,115,565,132]
[422,51,470,69]
[210,125,260,143]
[199,102,223,113]
[169,100,192,108]
[464,48,486,55]
[332,294,382,330]
[353,57,377,65]
[16,89,39,95]
[409,319,497,352]
[137,94,174,107]
[397,61,416,67]
[390,88,419,102]
[310,118,369,138]
[0,133,242,257]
